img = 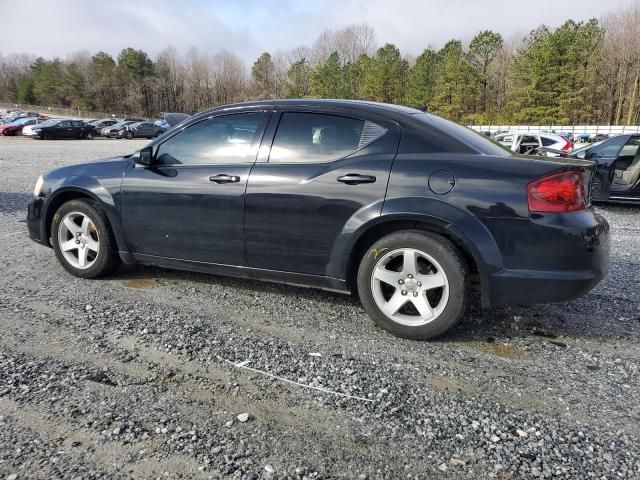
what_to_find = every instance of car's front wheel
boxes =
[51,199,120,278]
[83,131,94,140]
[125,131,134,139]
[357,231,467,340]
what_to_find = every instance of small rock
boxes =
[225,420,234,428]
[516,429,528,438]
[308,352,322,357]
[212,446,222,454]
[7,475,18,480]
[264,464,275,474]
[586,365,601,371]
[85,304,93,311]
[237,413,250,423]
[490,435,500,443]
[438,463,448,472]
[112,427,120,435]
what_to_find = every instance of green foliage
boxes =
[507,20,604,124]
[286,58,310,98]
[364,44,409,103]
[309,52,345,98]
[406,48,439,108]
[251,52,275,98]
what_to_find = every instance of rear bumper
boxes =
[27,197,49,246]
[485,210,610,306]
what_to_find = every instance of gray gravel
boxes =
[0,136,639,479]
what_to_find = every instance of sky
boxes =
[2,0,635,62]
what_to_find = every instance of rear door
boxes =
[121,111,270,266]
[244,108,400,277]
[57,120,74,138]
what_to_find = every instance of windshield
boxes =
[418,114,514,155]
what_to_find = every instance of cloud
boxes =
[1,0,632,62]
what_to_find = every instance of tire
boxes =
[357,230,467,340]
[125,131,134,139]
[83,131,94,140]
[44,132,55,140]
[51,199,120,279]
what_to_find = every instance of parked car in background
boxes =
[0,116,47,136]
[494,132,573,156]
[564,134,640,202]
[101,120,137,137]
[87,118,120,136]
[117,121,165,139]
[23,120,59,137]
[27,99,610,340]
[32,119,94,140]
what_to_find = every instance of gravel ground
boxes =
[0,136,638,480]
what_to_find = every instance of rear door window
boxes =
[269,112,386,163]
[588,135,628,159]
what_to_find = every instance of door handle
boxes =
[337,173,376,185]
[209,174,240,184]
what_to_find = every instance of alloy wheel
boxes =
[57,211,100,269]
[370,248,449,326]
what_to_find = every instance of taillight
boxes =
[560,136,573,152]
[527,171,586,213]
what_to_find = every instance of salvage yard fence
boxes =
[3,101,640,137]
[470,125,640,136]
[0,102,121,120]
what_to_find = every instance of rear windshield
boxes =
[416,114,514,156]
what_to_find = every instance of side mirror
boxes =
[135,146,154,166]
[576,150,586,159]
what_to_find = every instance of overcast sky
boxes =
[2,0,635,62]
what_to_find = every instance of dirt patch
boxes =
[482,342,525,359]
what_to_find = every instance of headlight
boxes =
[33,128,41,132]
[33,175,44,197]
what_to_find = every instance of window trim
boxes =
[265,110,387,165]
[151,111,271,167]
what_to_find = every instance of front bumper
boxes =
[27,197,49,246]
[485,210,610,305]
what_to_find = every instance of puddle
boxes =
[124,279,158,289]
[482,342,524,359]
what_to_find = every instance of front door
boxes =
[244,110,399,277]
[121,111,270,266]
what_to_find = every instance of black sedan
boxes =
[565,134,640,202]
[32,119,95,140]
[27,100,610,340]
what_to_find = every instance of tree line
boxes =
[1,2,639,125]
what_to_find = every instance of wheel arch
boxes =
[43,186,128,256]
[341,214,499,307]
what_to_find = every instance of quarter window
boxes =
[155,113,268,166]
[269,112,386,163]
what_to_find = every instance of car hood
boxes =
[43,156,131,186]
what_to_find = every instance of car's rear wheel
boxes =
[83,131,94,140]
[125,131,134,139]
[51,199,120,278]
[357,231,467,340]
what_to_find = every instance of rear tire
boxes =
[83,131,94,140]
[51,199,120,279]
[125,131,134,139]
[357,231,467,340]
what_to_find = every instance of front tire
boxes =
[51,199,120,278]
[44,132,55,140]
[357,231,467,340]
[83,131,94,140]
[125,131,134,139]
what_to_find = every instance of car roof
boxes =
[201,99,425,118]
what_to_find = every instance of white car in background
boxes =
[494,132,573,156]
